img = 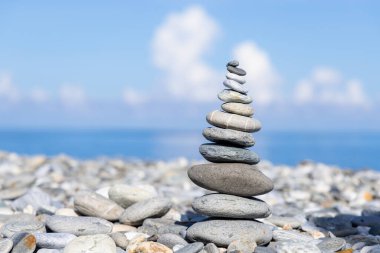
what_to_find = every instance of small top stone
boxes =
[227,66,246,76]
[227,60,239,67]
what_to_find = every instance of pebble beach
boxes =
[0,151,379,253]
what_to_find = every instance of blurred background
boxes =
[0,1,379,169]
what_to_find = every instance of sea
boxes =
[0,129,378,170]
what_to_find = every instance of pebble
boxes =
[317,237,346,252]
[192,194,271,219]
[203,243,219,253]
[226,72,246,84]
[0,188,28,200]
[11,188,51,212]
[109,184,158,208]
[272,229,314,242]
[254,246,276,253]
[227,239,257,253]
[128,241,172,253]
[74,191,124,221]
[0,238,13,253]
[11,232,37,253]
[274,241,321,253]
[206,110,261,133]
[34,232,76,249]
[1,219,46,238]
[46,215,113,236]
[202,127,255,147]
[157,233,188,248]
[110,232,129,249]
[186,220,272,247]
[188,163,274,197]
[119,197,172,225]
[227,60,239,67]
[218,90,252,104]
[223,80,248,94]
[199,144,260,164]
[63,234,116,253]
[266,216,302,228]
[227,66,246,76]
[221,102,254,117]
[37,249,63,253]
[175,242,204,253]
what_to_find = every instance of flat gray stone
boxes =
[274,241,321,253]
[37,249,63,253]
[352,215,380,227]
[203,127,255,147]
[227,66,246,76]
[227,60,239,67]
[218,90,252,104]
[226,72,246,84]
[192,194,271,219]
[109,184,157,208]
[227,239,257,253]
[157,233,188,248]
[46,215,113,236]
[254,246,276,253]
[266,216,302,228]
[176,242,204,253]
[186,220,272,247]
[223,80,248,94]
[74,191,124,221]
[110,232,128,249]
[204,243,218,253]
[188,163,273,197]
[206,110,261,133]
[0,238,13,253]
[1,219,45,238]
[222,102,254,117]
[272,229,314,242]
[199,144,260,164]
[119,197,172,226]
[11,188,51,212]
[317,237,345,252]
[0,188,28,200]
[11,232,36,253]
[63,234,116,253]
[34,233,76,249]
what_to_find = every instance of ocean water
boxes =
[0,129,378,170]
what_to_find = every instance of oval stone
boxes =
[0,238,13,253]
[226,72,246,84]
[218,90,252,104]
[227,60,239,67]
[227,66,246,76]
[222,102,254,117]
[1,220,46,238]
[11,233,36,253]
[63,234,116,253]
[34,233,77,249]
[74,191,124,221]
[119,197,172,226]
[108,184,157,209]
[202,127,255,147]
[187,163,273,197]
[186,220,272,247]
[199,144,260,164]
[223,80,248,94]
[206,110,261,133]
[192,194,271,219]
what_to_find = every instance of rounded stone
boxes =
[227,66,246,76]
[192,194,271,219]
[226,72,246,84]
[223,80,248,94]
[11,232,37,253]
[186,220,272,247]
[199,144,260,165]
[1,220,46,238]
[204,243,219,253]
[175,242,204,253]
[109,184,158,209]
[227,239,257,253]
[202,127,255,147]
[227,60,239,67]
[317,238,346,252]
[34,233,77,249]
[266,216,302,229]
[206,111,261,133]
[157,233,188,248]
[63,234,116,253]
[188,163,273,197]
[128,241,172,253]
[222,102,254,117]
[218,90,252,104]
[46,215,113,236]
[0,238,13,253]
[119,197,172,226]
[74,191,124,221]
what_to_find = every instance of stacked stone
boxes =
[186,60,274,247]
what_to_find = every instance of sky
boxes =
[0,0,379,130]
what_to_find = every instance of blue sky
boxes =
[0,1,379,130]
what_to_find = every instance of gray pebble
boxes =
[226,72,246,84]
[204,243,219,253]
[266,216,302,228]
[218,90,252,104]
[222,102,254,117]
[352,215,380,227]
[227,60,239,67]
[37,249,63,253]
[108,184,157,209]
[227,66,246,76]
[157,233,188,248]
[1,219,45,238]
[317,237,346,252]
[176,242,204,253]
[46,215,113,236]
[110,232,129,249]
[272,229,314,242]
[0,188,28,200]
[119,197,172,226]
[186,220,272,247]
[206,110,261,133]
[158,224,188,237]
[199,144,260,165]
[188,163,273,197]
[274,241,321,253]
[254,246,276,253]
[203,127,255,147]
[34,233,76,249]
[11,188,51,212]
[11,232,36,253]
[0,238,13,253]
[223,79,248,94]
[63,234,116,253]
[192,194,271,219]
[116,247,126,253]
[227,239,257,253]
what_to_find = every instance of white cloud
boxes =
[294,67,371,108]
[0,72,20,102]
[232,42,281,106]
[123,88,147,106]
[152,5,220,102]
[59,84,87,108]
[29,88,50,104]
